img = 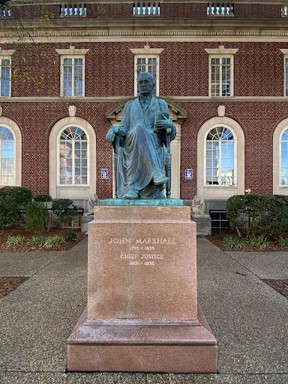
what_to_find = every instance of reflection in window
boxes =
[0,58,11,97]
[0,126,15,185]
[280,128,288,185]
[58,126,88,185]
[62,57,84,97]
[285,58,288,96]
[206,127,235,186]
[210,57,232,96]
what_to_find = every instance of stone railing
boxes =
[133,2,161,16]
[207,2,234,16]
[60,3,87,17]
[281,5,288,17]
[0,6,12,18]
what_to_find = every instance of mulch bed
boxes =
[0,228,85,252]
[0,228,85,299]
[208,231,288,299]
[263,279,288,298]
[207,231,288,252]
[0,277,29,298]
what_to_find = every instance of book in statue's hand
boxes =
[154,111,170,132]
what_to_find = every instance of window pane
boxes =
[59,127,88,185]
[136,56,158,95]
[280,129,288,185]
[1,59,10,97]
[62,57,84,97]
[210,56,232,97]
[285,58,288,96]
[0,126,15,185]
[206,127,235,186]
[63,64,72,96]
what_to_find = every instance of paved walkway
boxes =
[0,237,287,383]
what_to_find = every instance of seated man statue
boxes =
[106,72,176,199]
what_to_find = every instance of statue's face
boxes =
[138,74,154,96]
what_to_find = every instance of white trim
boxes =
[0,116,22,186]
[59,55,86,97]
[56,47,89,55]
[0,57,12,97]
[57,126,89,187]
[131,46,163,96]
[273,118,288,195]
[280,49,288,96]
[205,46,239,55]
[197,116,245,201]
[130,47,164,55]
[0,49,15,56]
[1,96,288,103]
[207,52,235,97]
[49,116,96,200]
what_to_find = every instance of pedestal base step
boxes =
[67,306,217,373]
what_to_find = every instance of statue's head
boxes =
[137,72,155,96]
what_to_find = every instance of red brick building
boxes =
[0,0,288,211]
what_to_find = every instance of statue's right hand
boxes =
[106,127,115,143]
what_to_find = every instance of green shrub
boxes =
[223,236,245,250]
[6,235,25,247]
[24,201,49,232]
[0,186,32,229]
[248,235,271,249]
[62,231,77,242]
[43,235,65,248]
[52,199,78,227]
[33,194,52,202]
[277,236,288,247]
[27,236,45,246]
[226,194,288,238]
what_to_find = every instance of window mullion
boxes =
[71,59,75,97]
[72,138,75,184]
[0,140,2,182]
[217,140,221,183]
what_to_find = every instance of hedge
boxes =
[226,194,288,237]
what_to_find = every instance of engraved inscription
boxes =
[108,237,176,267]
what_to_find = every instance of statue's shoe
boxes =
[153,171,169,185]
[124,189,139,199]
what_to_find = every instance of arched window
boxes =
[58,126,88,186]
[50,116,96,201]
[205,126,235,186]
[0,126,15,185]
[280,128,288,186]
[197,116,244,201]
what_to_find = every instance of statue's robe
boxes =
[116,96,176,198]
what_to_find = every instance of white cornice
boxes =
[2,30,288,43]
[8,0,288,4]
[1,96,288,103]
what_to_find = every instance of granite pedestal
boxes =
[67,203,217,373]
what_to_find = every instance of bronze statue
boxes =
[106,72,176,199]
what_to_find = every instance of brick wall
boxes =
[7,2,283,21]
[236,4,280,19]
[2,97,287,199]
[2,39,288,198]
[9,41,288,98]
